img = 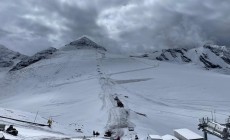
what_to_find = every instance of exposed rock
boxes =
[10,47,57,71]
[0,60,14,67]
[181,55,191,62]
[62,36,106,51]
[199,55,221,69]
[0,44,28,68]
[204,44,230,65]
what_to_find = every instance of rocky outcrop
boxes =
[0,45,28,68]
[131,44,230,70]
[62,36,106,51]
[10,47,57,71]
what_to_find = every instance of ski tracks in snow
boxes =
[96,50,135,139]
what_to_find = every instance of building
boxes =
[174,128,203,140]
[147,135,163,140]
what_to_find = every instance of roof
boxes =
[174,128,203,139]
[149,134,162,139]
[162,134,179,140]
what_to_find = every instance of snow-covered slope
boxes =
[0,44,27,68]
[0,40,229,140]
[132,44,230,73]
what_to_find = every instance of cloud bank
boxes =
[0,0,229,54]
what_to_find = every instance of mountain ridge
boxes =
[10,47,57,71]
[0,44,28,68]
[9,37,106,71]
[131,44,230,73]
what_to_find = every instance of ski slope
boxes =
[0,46,230,139]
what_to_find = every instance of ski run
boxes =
[0,38,230,140]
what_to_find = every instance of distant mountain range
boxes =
[131,44,230,71]
[1,37,230,74]
[0,36,107,71]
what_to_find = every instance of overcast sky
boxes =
[0,0,230,55]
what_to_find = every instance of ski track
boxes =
[96,50,136,139]
[0,47,230,140]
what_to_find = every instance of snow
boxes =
[162,134,178,140]
[0,43,229,139]
[0,132,3,138]
[174,128,203,140]
[148,134,162,139]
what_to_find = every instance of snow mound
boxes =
[10,47,57,71]
[61,36,106,51]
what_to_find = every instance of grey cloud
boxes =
[0,0,229,55]
[0,29,11,38]
[98,0,230,52]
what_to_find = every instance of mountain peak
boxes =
[61,36,106,51]
[70,36,98,46]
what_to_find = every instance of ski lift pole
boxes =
[33,111,39,123]
[204,131,208,140]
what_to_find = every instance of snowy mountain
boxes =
[61,36,106,51]
[9,36,106,72]
[131,44,230,72]
[10,47,57,71]
[0,44,27,68]
[0,40,229,140]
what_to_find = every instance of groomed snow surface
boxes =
[0,48,229,140]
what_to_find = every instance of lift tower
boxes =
[198,117,230,140]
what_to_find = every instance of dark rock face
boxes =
[156,48,191,62]
[181,55,191,63]
[66,36,107,51]
[156,57,163,61]
[166,49,177,58]
[0,60,14,67]
[160,53,169,60]
[169,49,191,62]
[199,55,221,69]
[0,45,28,68]
[204,44,230,65]
[222,57,230,65]
[10,47,57,71]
